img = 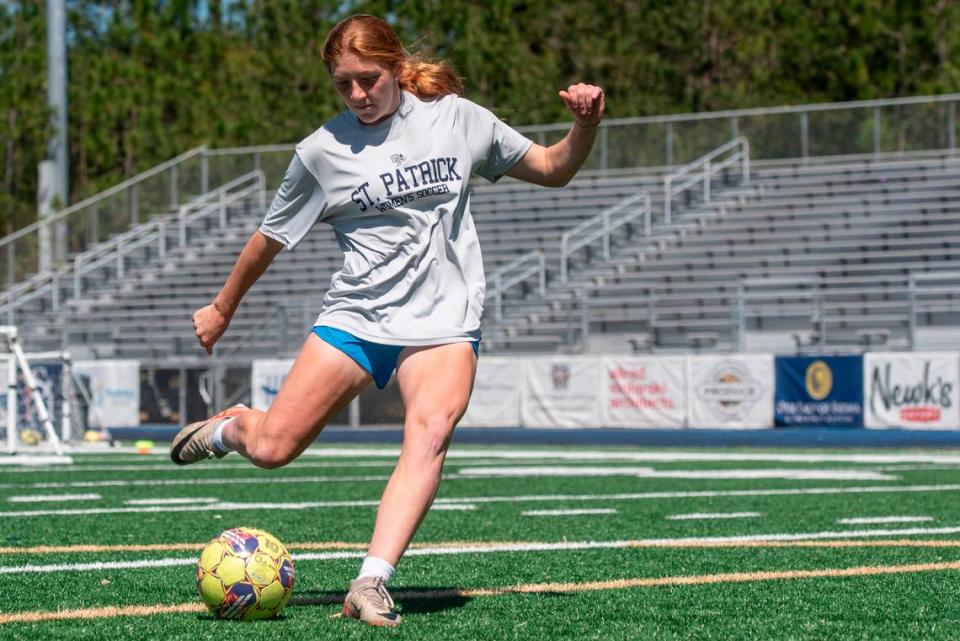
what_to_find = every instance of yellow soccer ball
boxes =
[196,527,295,620]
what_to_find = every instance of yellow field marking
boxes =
[4,559,960,624]
[5,538,960,556]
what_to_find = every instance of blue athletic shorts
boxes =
[312,326,479,389]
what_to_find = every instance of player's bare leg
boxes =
[171,333,371,467]
[343,341,476,626]
[370,341,476,562]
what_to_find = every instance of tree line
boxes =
[2,0,959,233]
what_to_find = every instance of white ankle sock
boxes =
[357,556,395,583]
[211,417,236,454]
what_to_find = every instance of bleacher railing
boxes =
[485,251,546,321]
[664,137,749,224]
[5,93,958,293]
[560,191,652,284]
[0,171,265,324]
[0,146,214,291]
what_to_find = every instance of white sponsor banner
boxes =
[863,352,960,429]
[73,360,140,428]
[460,357,522,427]
[523,357,603,428]
[251,359,294,411]
[687,355,775,429]
[604,357,686,428]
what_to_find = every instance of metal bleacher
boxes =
[485,150,960,354]
[4,93,960,365]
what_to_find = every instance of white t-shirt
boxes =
[259,91,533,345]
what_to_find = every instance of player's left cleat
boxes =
[342,577,402,627]
[169,404,248,466]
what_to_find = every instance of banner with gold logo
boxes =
[774,356,863,427]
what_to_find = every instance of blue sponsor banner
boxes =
[775,356,863,427]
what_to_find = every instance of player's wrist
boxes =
[574,119,601,130]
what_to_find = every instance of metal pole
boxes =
[800,112,809,161]
[130,183,139,226]
[349,397,360,428]
[178,367,187,429]
[560,235,569,284]
[537,252,546,295]
[873,107,881,155]
[818,295,827,348]
[735,283,745,352]
[201,153,210,194]
[949,101,957,154]
[730,117,739,139]
[907,275,916,350]
[580,289,590,352]
[170,165,179,209]
[600,125,609,173]
[703,159,711,203]
[664,177,673,225]
[665,123,674,167]
[6,357,16,454]
[45,0,69,267]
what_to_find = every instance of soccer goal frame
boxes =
[0,326,72,463]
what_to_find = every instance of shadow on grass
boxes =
[292,586,473,615]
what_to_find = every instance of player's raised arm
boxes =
[192,231,284,355]
[506,83,605,188]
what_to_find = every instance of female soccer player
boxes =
[171,14,604,626]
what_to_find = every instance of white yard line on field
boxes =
[302,447,960,465]
[0,467,904,491]
[667,512,763,521]
[3,483,960,518]
[5,494,101,503]
[8,527,960,574]
[522,509,618,517]
[836,516,935,525]
[457,466,899,481]
[123,498,220,506]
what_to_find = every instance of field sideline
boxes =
[2,445,960,640]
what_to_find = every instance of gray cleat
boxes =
[342,576,402,627]
[169,404,247,466]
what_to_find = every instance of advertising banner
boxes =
[523,357,603,428]
[775,356,863,427]
[688,355,775,429]
[460,357,522,427]
[74,360,141,428]
[251,359,294,411]
[864,352,960,429]
[603,357,686,428]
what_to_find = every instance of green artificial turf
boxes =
[2,447,960,640]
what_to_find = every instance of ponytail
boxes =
[398,57,464,99]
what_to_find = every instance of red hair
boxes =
[322,15,463,99]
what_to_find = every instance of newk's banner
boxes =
[864,352,960,429]
[775,356,863,427]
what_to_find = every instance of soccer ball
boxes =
[196,527,296,620]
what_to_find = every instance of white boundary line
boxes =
[3,483,960,518]
[7,527,960,574]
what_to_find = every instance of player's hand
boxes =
[192,302,231,355]
[559,83,605,127]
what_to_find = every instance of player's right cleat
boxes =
[169,404,248,466]
[342,577,402,627]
